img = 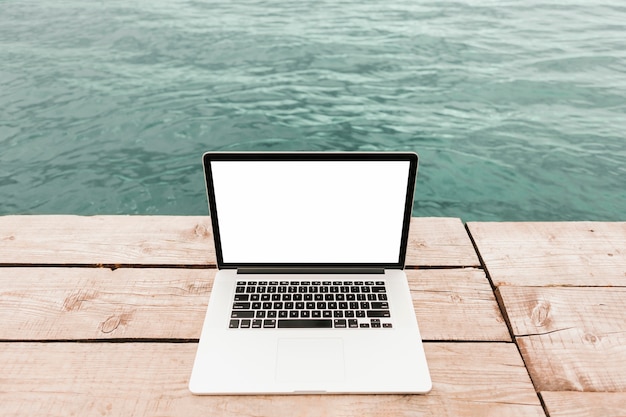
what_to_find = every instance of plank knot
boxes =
[530,300,552,327]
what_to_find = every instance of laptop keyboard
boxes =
[229,280,392,329]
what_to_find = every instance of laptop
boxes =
[189,152,432,394]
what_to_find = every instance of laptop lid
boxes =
[202,152,418,270]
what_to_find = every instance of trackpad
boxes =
[276,338,345,383]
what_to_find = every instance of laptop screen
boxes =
[204,153,417,268]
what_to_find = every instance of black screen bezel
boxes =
[202,152,418,270]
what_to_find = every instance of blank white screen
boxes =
[210,160,411,264]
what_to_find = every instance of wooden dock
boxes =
[0,216,624,416]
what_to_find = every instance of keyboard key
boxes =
[252,319,262,328]
[231,311,254,318]
[312,310,321,318]
[232,302,250,309]
[289,311,299,318]
[263,319,276,328]
[371,302,389,309]
[348,319,358,328]
[372,286,386,293]
[268,311,277,318]
[383,323,393,328]
[367,310,391,318]
[229,319,239,328]
[234,294,249,301]
[278,319,332,328]
[279,311,288,318]
[301,310,310,318]
[255,311,266,318]
[241,319,251,328]
[333,311,343,318]
[333,319,347,328]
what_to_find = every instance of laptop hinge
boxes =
[236,267,385,275]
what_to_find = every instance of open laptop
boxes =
[189,152,431,394]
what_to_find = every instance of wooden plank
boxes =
[467,222,626,286]
[406,217,480,267]
[0,215,216,266]
[498,286,626,391]
[0,342,544,417]
[0,268,507,342]
[0,268,214,340]
[408,269,509,341]
[0,215,478,267]
[541,392,626,417]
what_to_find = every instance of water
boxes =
[1,0,625,221]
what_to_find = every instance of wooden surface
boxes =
[0,216,479,267]
[497,286,626,392]
[466,221,626,286]
[5,217,626,415]
[467,221,626,417]
[0,342,543,417]
[541,392,626,417]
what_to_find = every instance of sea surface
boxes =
[1,0,625,221]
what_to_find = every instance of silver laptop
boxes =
[189,152,431,394]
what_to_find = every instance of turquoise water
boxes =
[1,0,625,221]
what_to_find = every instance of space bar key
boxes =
[277,319,333,328]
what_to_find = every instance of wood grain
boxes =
[0,215,215,266]
[0,215,479,267]
[498,286,626,392]
[406,217,479,267]
[467,222,626,286]
[0,267,506,341]
[0,267,214,340]
[0,342,544,417]
[541,392,626,417]
[408,269,509,341]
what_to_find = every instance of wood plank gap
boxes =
[464,223,495,290]
[536,392,552,417]
[494,288,546,398]
[0,263,216,269]
[406,265,482,270]
[0,339,200,343]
